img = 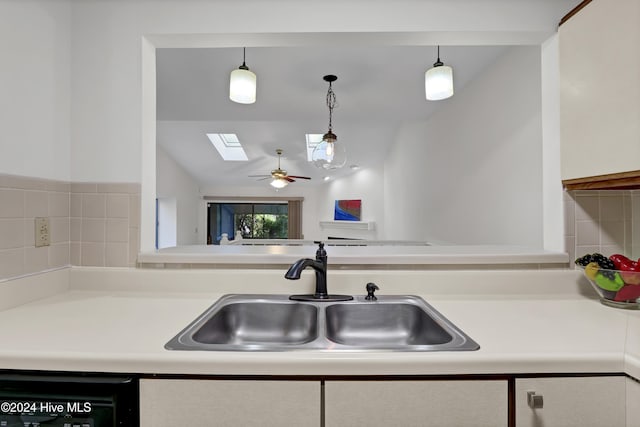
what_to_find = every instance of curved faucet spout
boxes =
[285,242,352,302]
[285,258,322,279]
[285,258,328,298]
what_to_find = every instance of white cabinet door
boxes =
[628,377,640,427]
[140,379,320,427]
[559,0,640,181]
[516,376,626,427]
[324,380,507,427]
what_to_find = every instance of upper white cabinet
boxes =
[559,0,640,188]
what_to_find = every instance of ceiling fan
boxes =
[249,149,311,188]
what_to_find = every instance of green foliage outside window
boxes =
[236,213,288,239]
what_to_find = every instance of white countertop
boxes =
[139,244,569,266]
[0,267,637,378]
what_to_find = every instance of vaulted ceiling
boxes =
[155,1,580,188]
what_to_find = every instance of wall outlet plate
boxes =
[35,217,50,247]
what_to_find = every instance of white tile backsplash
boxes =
[0,174,141,280]
[71,181,140,269]
[575,195,599,221]
[81,193,106,218]
[0,219,25,250]
[0,189,25,218]
[49,192,70,217]
[24,246,49,274]
[565,190,640,264]
[25,191,48,218]
[106,218,129,243]
[576,220,600,246]
[0,248,24,278]
[81,218,106,243]
[107,194,129,218]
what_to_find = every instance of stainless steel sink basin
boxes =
[166,294,479,351]
[166,295,319,351]
[325,302,453,347]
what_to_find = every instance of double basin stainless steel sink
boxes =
[166,294,479,352]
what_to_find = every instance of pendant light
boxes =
[425,46,454,101]
[229,47,257,104]
[312,75,347,170]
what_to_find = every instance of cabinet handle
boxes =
[527,391,544,409]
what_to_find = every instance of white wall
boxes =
[317,167,385,240]
[1,0,571,250]
[0,0,71,181]
[383,120,432,242]
[541,34,564,252]
[156,145,200,245]
[385,46,544,247]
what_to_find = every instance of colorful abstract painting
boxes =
[334,199,362,221]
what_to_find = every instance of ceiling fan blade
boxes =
[288,175,311,180]
[284,176,295,182]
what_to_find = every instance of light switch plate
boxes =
[35,217,50,247]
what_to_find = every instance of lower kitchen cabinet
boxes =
[139,379,321,427]
[628,377,640,427]
[324,380,508,427]
[515,376,626,427]
[139,375,636,427]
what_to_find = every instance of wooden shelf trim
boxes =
[559,0,593,26]
[562,170,640,190]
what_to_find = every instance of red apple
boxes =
[614,284,640,302]
[609,254,640,285]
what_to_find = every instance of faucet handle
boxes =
[365,282,379,301]
[314,241,326,259]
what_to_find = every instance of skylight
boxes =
[207,133,248,161]
[305,134,324,162]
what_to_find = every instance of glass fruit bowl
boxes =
[576,253,640,309]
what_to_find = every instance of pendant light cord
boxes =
[239,47,248,70]
[326,81,336,132]
[433,45,444,67]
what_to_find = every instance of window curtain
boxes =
[288,199,303,239]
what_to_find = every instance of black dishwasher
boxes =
[0,372,138,427]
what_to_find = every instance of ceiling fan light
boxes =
[270,178,288,189]
[229,67,256,104]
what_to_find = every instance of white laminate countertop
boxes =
[0,267,637,378]
[138,244,569,266]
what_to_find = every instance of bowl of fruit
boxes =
[575,253,640,309]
